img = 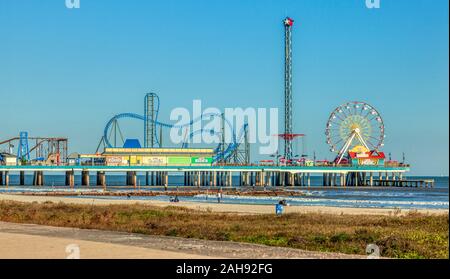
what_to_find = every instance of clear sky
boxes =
[0,0,448,175]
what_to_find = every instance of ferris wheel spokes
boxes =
[336,131,357,164]
[335,128,370,164]
[326,101,385,164]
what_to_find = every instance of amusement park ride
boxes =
[95,92,250,165]
[0,132,68,165]
[326,101,386,165]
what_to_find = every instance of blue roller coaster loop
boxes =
[181,128,219,148]
[103,111,247,162]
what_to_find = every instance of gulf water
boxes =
[0,174,448,210]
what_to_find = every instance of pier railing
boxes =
[3,161,411,168]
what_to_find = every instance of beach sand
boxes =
[0,193,447,216]
[0,231,218,259]
[0,221,366,259]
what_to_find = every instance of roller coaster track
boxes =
[103,112,247,162]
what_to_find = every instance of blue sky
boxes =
[0,0,448,175]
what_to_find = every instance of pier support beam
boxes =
[19,171,25,186]
[5,172,9,186]
[164,172,169,190]
[197,171,201,188]
[81,170,90,186]
[32,171,43,186]
[126,171,137,187]
[96,171,106,188]
[65,171,74,188]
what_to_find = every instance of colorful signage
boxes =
[142,156,167,166]
[106,156,123,166]
[358,158,378,166]
[168,157,191,165]
[191,157,213,164]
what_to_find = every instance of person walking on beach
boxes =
[217,188,223,203]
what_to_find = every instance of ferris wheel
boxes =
[325,101,385,164]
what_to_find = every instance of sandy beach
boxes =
[0,221,367,259]
[0,231,218,259]
[0,193,447,216]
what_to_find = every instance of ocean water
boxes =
[0,174,448,210]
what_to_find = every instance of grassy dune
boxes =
[0,200,447,259]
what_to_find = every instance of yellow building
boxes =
[102,147,215,166]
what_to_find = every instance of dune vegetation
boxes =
[0,200,447,259]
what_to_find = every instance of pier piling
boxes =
[19,171,25,186]
[5,172,9,186]
[81,170,90,186]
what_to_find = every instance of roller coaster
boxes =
[99,93,249,164]
[0,132,68,165]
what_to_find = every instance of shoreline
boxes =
[0,193,447,216]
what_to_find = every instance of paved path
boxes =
[0,221,366,259]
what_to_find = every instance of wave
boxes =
[193,194,449,207]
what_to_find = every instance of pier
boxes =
[0,165,415,188]
[368,178,434,188]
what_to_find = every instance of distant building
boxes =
[348,145,385,166]
[0,153,17,166]
[122,139,141,148]
[78,153,105,166]
[67,153,80,166]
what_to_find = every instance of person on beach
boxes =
[279,199,287,206]
[217,188,223,203]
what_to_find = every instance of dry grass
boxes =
[0,200,447,259]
